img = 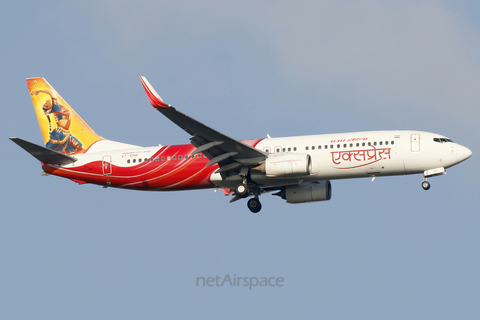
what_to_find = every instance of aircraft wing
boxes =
[140,77,267,173]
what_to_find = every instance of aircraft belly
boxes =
[250,173,320,187]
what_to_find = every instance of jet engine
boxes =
[259,153,312,177]
[275,181,332,204]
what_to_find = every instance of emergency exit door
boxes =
[102,155,112,175]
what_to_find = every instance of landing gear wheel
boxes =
[235,183,249,198]
[422,181,430,190]
[247,198,262,213]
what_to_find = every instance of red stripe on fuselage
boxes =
[43,139,264,191]
[43,144,214,190]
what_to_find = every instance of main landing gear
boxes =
[234,180,262,213]
[247,197,262,213]
[235,182,249,198]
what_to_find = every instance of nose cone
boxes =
[457,144,472,163]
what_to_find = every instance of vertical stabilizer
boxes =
[26,78,104,155]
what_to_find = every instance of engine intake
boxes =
[260,153,312,177]
[275,181,332,204]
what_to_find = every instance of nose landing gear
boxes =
[421,167,446,190]
[422,180,430,190]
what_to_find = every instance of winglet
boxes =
[140,76,171,109]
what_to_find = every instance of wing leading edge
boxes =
[139,77,267,172]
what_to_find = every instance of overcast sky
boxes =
[1,1,479,319]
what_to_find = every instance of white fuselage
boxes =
[52,130,471,191]
[211,130,470,188]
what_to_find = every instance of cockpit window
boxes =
[433,137,453,143]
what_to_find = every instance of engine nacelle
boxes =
[260,153,312,177]
[277,181,332,204]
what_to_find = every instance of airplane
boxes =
[10,77,472,213]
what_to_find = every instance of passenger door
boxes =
[410,134,420,152]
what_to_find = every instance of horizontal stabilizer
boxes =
[10,137,77,165]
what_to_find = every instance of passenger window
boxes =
[362,143,366,147]
[178,155,182,160]
[385,141,388,145]
[127,159,130,164]
[288,147,291,152]
[312,146,315,150]
[293,147,297,151]
[337,144,340,148]
[318,145,322,150]
[161,157,165,161]
[167,156,171,160]
[325,145,328,149]
[379,141,383,146]
[350,143,353,147]
[356,143,360,147]
[282,148,286,152]
[368,142,371,146]
[374,142,377,146]
[133,159,136,163]
[391,141,395,145]
[343,144,347,148]
[330,145,334,149]
[306,146,309,151]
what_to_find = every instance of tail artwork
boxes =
[26,78,104,155]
